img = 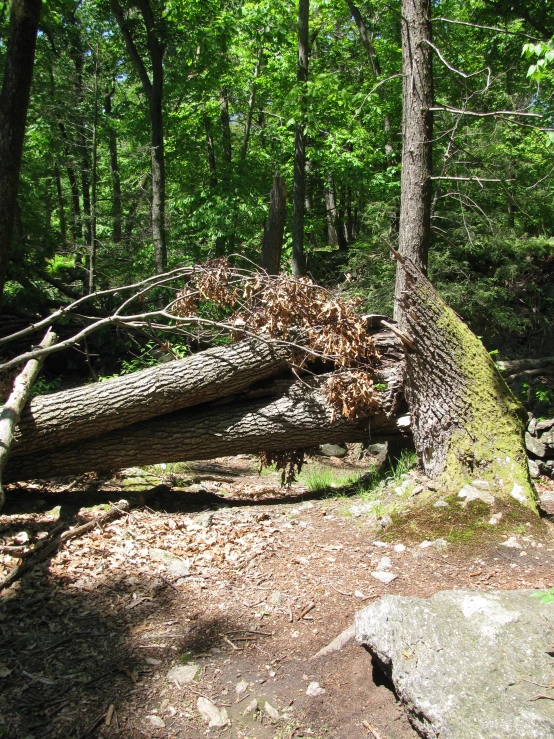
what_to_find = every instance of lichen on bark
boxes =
[399,257,536,510]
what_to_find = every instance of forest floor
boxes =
[1,453,554,739]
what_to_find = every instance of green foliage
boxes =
[530,587,554,604]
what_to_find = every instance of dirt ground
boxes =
[1,454,553,739]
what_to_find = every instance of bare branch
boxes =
[431,106,542,118]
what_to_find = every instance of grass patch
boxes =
[301,465,362,493]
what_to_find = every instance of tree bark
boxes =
[291,0,309,277]
[394,0,433,327]
[11,339,290,459]
[0,0,42,304]
[111,0,167,273]
[241,48,263,161]
[5,379,405,483]
[397,254,536,509]
[54,165,67,245]
[260,175,287,274]
[104,88,123,244]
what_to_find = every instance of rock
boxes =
[528,458,540,478]
[471,479,490,489]
[540,429,554,448]
[146,715,166,728]
[244,699,258,715]
[377,556,392,570]
[377,514,393,529]
[167,664,199,684]
[13,531,29,544]
[395,479,412,496]
[311,625,355,660]
[306,681,326,697]
[197,697,229,728]
[268,590,285,606]
[371,571,397,584]
[525,432,546,458]
[458,484,495,506]
[264,701,280,720]
[433,499,449,508]
[419,539,447,550]
[350,502,378,517]
[149,548,190,576]
[394,543,406,552]
[527,417,537,435]
[500,536,521,549]
[235,679,249,695]
[366,443,387,457]
[536,418,554,433]
[538,489,554,515]
[355,589,554,739]
[318,443,347,458]
[410,484,424,496]
[488,512,503,525]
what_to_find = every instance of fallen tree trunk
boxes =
[5,377,407,483]
[11,339,289,457]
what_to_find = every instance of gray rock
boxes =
[149,548,190,576]
[306,681,326,697]
[458,484,495,506]
[527,417,537,436]
[539,429,554,448]
[433,499,449,508]
[311,625,355,660]
[366,443,387,457]
[264,701,280,720]
[535,418,554,433]
[167,663,199,684]
[146,715,166,728]
[197,697,229,728]
[355,590,554,739]
[318,443,347,458]
[525,432,546,458]
[528,458,541,478]
[538,489,554,515]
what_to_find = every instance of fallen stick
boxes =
[0,499,131,592]
[0,329,57,508]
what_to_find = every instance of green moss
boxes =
[429,284,536,511]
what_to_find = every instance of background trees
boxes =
[0,0,552,365]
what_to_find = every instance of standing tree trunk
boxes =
[260,174,287,274]
[291,0,309,277]
[111,0,167,274]
[105,88,123,243]
[0,0,42,305]
[394,0,433,326]
[241,47,263,161]
[54,165,67,245]
[89,55,99,295]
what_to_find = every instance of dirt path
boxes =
[1,456,553,739]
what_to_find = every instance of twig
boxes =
[222,634,241,651]
[297,601,316,620]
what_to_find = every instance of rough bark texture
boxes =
[291,0,309,277]
[0,0,42,303]
[398,256,536,509]
[260,175,287,274]
[5,380,405,483]
[394,0,433,326]
[12,340,289,458]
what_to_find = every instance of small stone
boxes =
[377,556,392,570]
[489,512,503,525]
[13,531,29,545]
[244,699,258,715]
[528,458,541,479]
[306,681,326,697]
[264,701,280,720]
[371,571,398,584]
[146,715,166,728]
[394,543,406,552]
[528,417,537,435]
[378,514,393,529]
[472,480,490,490]
[355,590,368,599]
[318,443,347,458]
[419,540,433,548]
[235,679,249,695]
[268,590,284,606]
[458,484,495,506]
[411,484,424,496]
[500,536,522,549]
[433,499,449,508]
[167,664,199,684]
[197,697,229,728]
[536,418,554,433]
[525,432,546,458]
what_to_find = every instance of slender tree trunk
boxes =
[111,0,167,273]
[0,0,42,305]
[124,172,149,242]
[89,58,99,295]
[104,89,123,243]
[241,48,263,161]
[260,174,287,274]
[204,118,218,188]
[54,166,67,245]
[59,123,82,242]
[394,0,433,327]
[219,86,232,170]
[291,0,309,277]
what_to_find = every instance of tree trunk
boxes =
[204,118,218,189]
[260,175,287,274]
[104,89,123,243]
[54,165,67,245]
[0,0,42,305]
[11,340,290,459]
[5,379,405,484]
[291,0,309,277]
[394,0,433,327]
[397,254,536,509]
[111,0,167,274]
[241,48,263,161]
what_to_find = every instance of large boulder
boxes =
[355,589,554,739]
